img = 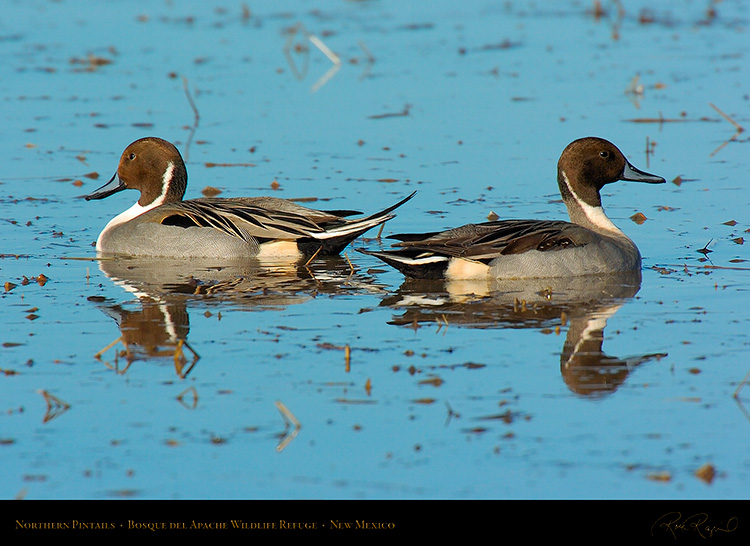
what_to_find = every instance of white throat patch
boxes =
[95,162,175,251]
[561,172,622,235]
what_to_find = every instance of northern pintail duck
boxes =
[85,137,414,259]
[359,137,665,279]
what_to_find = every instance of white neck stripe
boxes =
[152,161,175,208]
[561,172,622,234]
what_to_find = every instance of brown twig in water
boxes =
[282,22,341,92]
[592,0,605,19]
[735,368,750,423]
[94,336,123,362]
[734,369,750,399]
[182,76,200,159]
[343,251,356,275]
[308,32,341,93]
[176,386,199,409]
[275,400,301,451]
[37,389,71,423]
[368,104,411,119]
[710,103,745,133]
[304,245,322,267]
[709,103,745,157]
[276,400,301,428]
[696,239,713,256]
[358,41,375,80]
[204,162,256,168]
[626,112,692,125]
[652,263,750,272]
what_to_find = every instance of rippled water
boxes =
[1,0,749,505]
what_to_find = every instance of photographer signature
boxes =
[651,512,738,539]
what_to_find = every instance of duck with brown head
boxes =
[358,137,665,280]
[86,137,415,259]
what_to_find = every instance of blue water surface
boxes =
[1,0,749,503]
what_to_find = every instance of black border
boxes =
[4,499,749,542]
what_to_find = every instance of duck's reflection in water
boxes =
[88,294,198,377]
[88,256,384,377]
[379,271,667,399]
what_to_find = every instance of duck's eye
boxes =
[599,151,610,159]
[129,153,136,160]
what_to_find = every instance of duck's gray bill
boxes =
[621,161,666,184]
[85,173,126,201]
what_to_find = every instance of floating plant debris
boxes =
[630,212,647,225]
[201,186,222,197]
[694,463,716,484]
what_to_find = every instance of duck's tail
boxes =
[304,191,416,255]
[355,248,450,279]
